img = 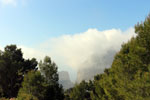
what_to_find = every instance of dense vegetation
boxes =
[0,46,64,100]
[0,15,150,100]
[65,15,150,100]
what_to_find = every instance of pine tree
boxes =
[0,45,37,98]
[91,15,150,100]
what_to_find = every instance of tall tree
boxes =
[68,80,92,100]
[39,56,64,100]
[39,56,58,85]
[17,71,45,100]
[0,45,38,98]
[91,15,150,100]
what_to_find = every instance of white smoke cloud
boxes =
[0,46,3,51]
[0,28,136,82]
[18,46,46,61]
[41,28,136,70]
[19,28,135,81]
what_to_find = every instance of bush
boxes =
[0,97,9,100]
[17,93,38,100]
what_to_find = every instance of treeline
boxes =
[1,15,150,100]
[64,15,150,100]
[0,45,64,100]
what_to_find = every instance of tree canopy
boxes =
[39,56,64,100]
[18,56,64,100]
[0,45,37,98]
[65,15,150,100]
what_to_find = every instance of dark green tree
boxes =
[91,15,150,100]
[67,80,92,100]
[17,93,38,100]
[39,56,58,85]
[0,45,38,98]
[39,56,64,100]
[18,56,64,100]
[17,71,45,100]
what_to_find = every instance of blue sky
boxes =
[0,0,150,46]
[0,0,150,81]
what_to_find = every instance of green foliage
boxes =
[0,97,9,100]
[18,71,46,100]
[90,15,150,100]
[0,45,38,98]
[65,80,93,100]
[18,56,64,100]
[66,15,150,100]
[17,93,38,100]
[39,56,58,85]
[39,56,64,100]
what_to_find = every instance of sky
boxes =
[0,0,150,81]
